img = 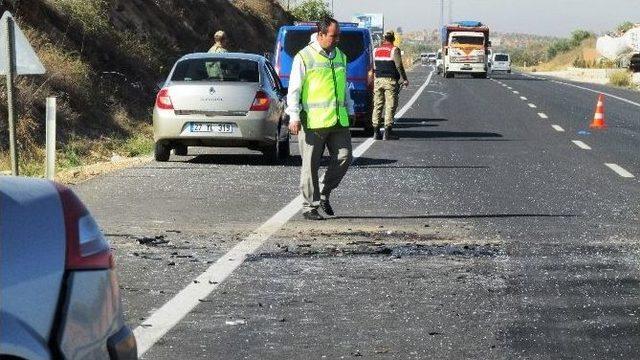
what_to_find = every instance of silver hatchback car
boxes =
[0,177,136,360]
[153,53,290,162]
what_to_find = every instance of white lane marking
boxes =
[502,84,508,87]
[513,90,520,94]
[605,163,635,178]
[572,140,592,150]
[537,112,548,119]
[395,69,435,119]
[507,86,513,90]
[551,125,565,132]
[550,79,640,108]
[528,103,537,108]
[133,69,437,356]
[520,96,528,100]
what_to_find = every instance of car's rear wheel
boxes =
[154,142,170,162]
[173,144,187,156]
[263,124,290,163]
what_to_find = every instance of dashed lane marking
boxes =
[572,140,592,150]
[513,91,520,94]
[132,68,438,356]
[538,112,548,119]
[605,163,635,178]
[528,103,537,108]
[551,125,565,132]
[520,96,528,100]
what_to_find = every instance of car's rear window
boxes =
[495,54,509,62]
[171,58,259,82]
[283,30,366,63]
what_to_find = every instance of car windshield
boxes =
[495,54,509,61]
[451,36,484,45]
[284,30,366,63]
[171,58,259,82]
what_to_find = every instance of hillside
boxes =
[0,0,294,174]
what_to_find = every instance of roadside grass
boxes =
[609,70,633,88]
[1,127,154,177]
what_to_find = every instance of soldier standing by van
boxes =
[372,31,409,140]
[286,18,355,220]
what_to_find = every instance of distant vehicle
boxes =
[0,177,137,360]
[441,21,491,78]
[491,53,511,73]
[153,52,289,163]
[273,22,375,134]
[420,52,429,65]
[427,52,437,63]
[630,53,640,72]
[436,49,444,74]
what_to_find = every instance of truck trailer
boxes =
[441,21,490,78]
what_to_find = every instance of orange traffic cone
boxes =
[589,94,607,129]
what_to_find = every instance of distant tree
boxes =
[291,0,332,21]
[617,21,635,34]
[570,29,594,47]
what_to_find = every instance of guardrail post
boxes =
[45,97,56,180]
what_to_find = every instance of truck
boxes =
[441,21,491,78]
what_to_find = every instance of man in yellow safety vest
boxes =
[287,17,355,220]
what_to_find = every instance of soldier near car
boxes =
[372,31,409,140]
[208,30,229,53]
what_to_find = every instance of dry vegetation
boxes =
[0,0,293,176]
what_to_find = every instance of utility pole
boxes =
[440,0,444,29]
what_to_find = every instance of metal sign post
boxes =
[4,15,17,175]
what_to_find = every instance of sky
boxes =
[289,0,640,36]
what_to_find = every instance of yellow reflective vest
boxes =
[298,45,350,130]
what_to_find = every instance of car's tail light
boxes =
[55,184,113,270]
[250,91,270,111]
[155,88,173,110]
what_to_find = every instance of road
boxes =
[75,65,640,359]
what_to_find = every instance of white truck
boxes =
[441,21,490,78]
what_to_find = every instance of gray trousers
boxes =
[298,126,353,212]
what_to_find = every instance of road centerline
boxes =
[132,68,437,356]
[604,163,635,178]
[538,112,548,119]
[551,125,565,132]
[572,140,592,150]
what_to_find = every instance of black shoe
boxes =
[303,209,324,220]
[373,126,382,140]
[320,199,334,216]
[383,126,399,140]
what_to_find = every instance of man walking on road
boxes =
[372,31,409,140]
[287,18,355,221]
[208,30,229,53]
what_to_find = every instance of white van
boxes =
[491,53,511,73]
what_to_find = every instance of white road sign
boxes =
[0,11,45,75]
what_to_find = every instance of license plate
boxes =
[191,123,235,133]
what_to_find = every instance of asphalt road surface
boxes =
[76,65,640,359]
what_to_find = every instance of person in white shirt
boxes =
[286,18,355,220]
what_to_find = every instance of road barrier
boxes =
[589,94,607,129]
